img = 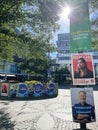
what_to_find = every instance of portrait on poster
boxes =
[9,83,19,98]
[71,88,96,123]
[71,54,95,85]
[1,83,9,96]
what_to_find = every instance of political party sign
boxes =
[70,0,92,52]
[1,83,9,96]
[71,88,96,123]
[9,83,19,98]
[47,83,55,96]
[18,83,28,97]
[33,83,43,97]
[71,53,95,85]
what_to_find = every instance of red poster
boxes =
[1,83,9,96]
[71,54,95,85]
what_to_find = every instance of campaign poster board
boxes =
[18,83,28,97]
[70,0,92,52]
[71,88,96,123]
[33,83,43,97]
[71,54,95,85]
[1,83,9,96]
[47,83,55,96]
[9,83,19,98]
[27,84,34,97]
[42,83,49,96]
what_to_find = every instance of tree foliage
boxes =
[0,0,98,78]
[89,0,98,9]
[0,0,62,78]
[89,0,98,50]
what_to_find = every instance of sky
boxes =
[50,12,70,58]
[53,17,70,42]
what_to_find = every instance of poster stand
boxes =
[72,88,91,130]
[74,123,90,130]
[73,51,92,130]
[80,123,89,130]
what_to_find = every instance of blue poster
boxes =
[33,83,43,97]
[48,83,55,96]
[18,83,28,97]
[71,88,96,123]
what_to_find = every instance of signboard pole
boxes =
[78,84,88,130]
[74,51,94,130]
[70,0,95,129]
[80,123,87,130]
[74,123,90,130]
[78,52,88,130]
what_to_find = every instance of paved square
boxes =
[0,86,98,130]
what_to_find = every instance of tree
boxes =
[89,0,98,9]
[91,16,98,50]
[0,0,62,78]
[89,0,98,50]
[0,0,25,60]
[0,0,61,59]
[0,0,98,78]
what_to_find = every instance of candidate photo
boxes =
[71,88,96,123]
[74,58,94,79]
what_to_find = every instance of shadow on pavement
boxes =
[0,110,15,130]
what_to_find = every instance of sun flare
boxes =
[60,6,71,19]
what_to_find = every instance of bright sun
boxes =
[60,6,71,19]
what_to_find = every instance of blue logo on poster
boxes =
[33,83,43,97]
[34,84,42,93]
[19,84,27,94]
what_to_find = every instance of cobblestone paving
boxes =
[0,88,98,130]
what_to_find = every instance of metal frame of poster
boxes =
[71,87,96,123]
[71,53,95,85]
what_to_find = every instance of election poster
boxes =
[71,53,95,85]
[47,83,55,96]
[33,83,43,97]
[1,83,9,96]
[9,83,19,98]
[27,84,34,97]
[18,83,28,97]
[71,88,96,123]
[70,0,92,52]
